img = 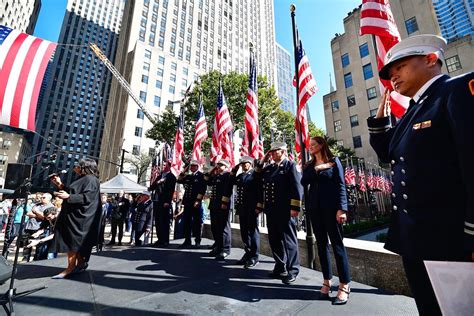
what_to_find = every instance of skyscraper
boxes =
[0,0,41,35]
[32,0,125,185]
[275,42,294,114]
[432,0,474,42]
[100,0,277,182]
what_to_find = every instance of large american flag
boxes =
[240,125,249,157]
[358,168,367,192]
[170,108,185,177]
[191,96,208,163]
[359,0,409,118]
[149,155,160,186]
[294,34,318,162]
[0,25,57,131]
[212,81,234,166]
[344,164,356,186]
[243,50,262,159]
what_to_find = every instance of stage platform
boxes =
[0,239,417,315]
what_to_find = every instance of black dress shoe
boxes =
[208,243,216,249]
[107,241,115,246]
[215,252,230,260]
[179,242,191,249]
[244,259,259,269]
[282,275,297,285]
[208,248,219,256]
[268,270,288,279]
[193,242,201,249]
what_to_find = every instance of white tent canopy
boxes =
[100,173,147,194]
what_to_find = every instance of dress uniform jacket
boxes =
[177,171,207,207]
[150,172,177,205]
[205,172,232,211]
[134,199,153,231]
[257,159,303,228]
[368,73,474,260]
[228,170,259,214]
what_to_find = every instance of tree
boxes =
[125,151,151,184]
[145,70,353,160]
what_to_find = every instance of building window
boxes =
[350,115,359,127]
[135,127,143,137]
[169,85,175,93]
[331,100,339,112]
[154,95,161,107]
[344,73,353,88]
[353,136,362,148]
[170,73,176,82]
[341,53,350,68]
[446,55,462,73]
[137,109,144,119]
[157,68,164,76]
[370,108,378,117]
[156,80,162,88]
[405,17,419,35]
[171,62,177,70]
[359,43,369,58]
[144,49,152,59]
[334,120,342,132]
[367,87,377,100]
[139,91,147,102]
[0,154,6,165]
[2,140,12,150]
[141,75,149,83]
[132,145,140,155]
[158,56,165,65]
[362,63,373,80]
[347,95,356,107]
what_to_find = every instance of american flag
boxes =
[170,108,185,177]
[344,164,356,186]
[0,25,57,131]
[366,170,375,190]
[358,168,367,192]
[243,49,262,159]
[240,125,249,157]
[191,96,208,163]
[359,0,409,118]
[294,33,318,162]
[149,155,160,186]
[213,81,234,166]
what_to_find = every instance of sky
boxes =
[33,0,363,132]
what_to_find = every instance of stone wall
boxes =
[202,222,411,296]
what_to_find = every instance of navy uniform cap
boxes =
[189,159,200,166]
[269,142,287,152]
[379,34,447,80]
[217,159,230,168]
[239,156,253,164]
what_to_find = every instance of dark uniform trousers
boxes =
[258,159,303,278]
[177,171,206,245]
[230,170,260,261]
[150,172,176,245]
[207,172,232,254]
[368,73,474,316]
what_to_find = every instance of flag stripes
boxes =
[192,97,208,163]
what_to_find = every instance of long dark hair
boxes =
[77,158,99,177]
[309,136,334,165]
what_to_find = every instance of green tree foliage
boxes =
[146,70,353,159]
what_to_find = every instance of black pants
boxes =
[402,257,442,315]
[135,220,148,246]
[267,215,300,278]
[182,204,202,244]
[237,208,259,260]
[211,208,231,254]
[22,229,37,262]
[110,218,124,243]
[311,208,351,284]
[156,203,172,244]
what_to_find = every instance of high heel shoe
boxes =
[51,272,70,279]
[332,286,350,305]
[319,282,332,299]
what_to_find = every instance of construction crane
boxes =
[89,43,157,125]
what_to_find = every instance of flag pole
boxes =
[290,4,316,270]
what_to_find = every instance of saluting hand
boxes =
[336,210,347,224]
[375,90,391,118]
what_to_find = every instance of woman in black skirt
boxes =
[50,158,102,278]
[301,136,351,305]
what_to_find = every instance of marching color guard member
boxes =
[368,34,474,315]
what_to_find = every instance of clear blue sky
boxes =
[33,0,363,132]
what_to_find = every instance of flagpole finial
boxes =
[290,4,296,13]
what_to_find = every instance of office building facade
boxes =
[275,42,294,114]
[0,0,41,34]
[32,0,125,185]
[432,0,474,42]
[100,0,277,182]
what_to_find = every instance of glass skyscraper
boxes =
[32,0,125,186]
[432,0,474,42]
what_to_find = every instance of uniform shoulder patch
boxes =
[469,79,474,96]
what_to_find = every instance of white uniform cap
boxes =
[379,34,447,80]
[269,142,287,152]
